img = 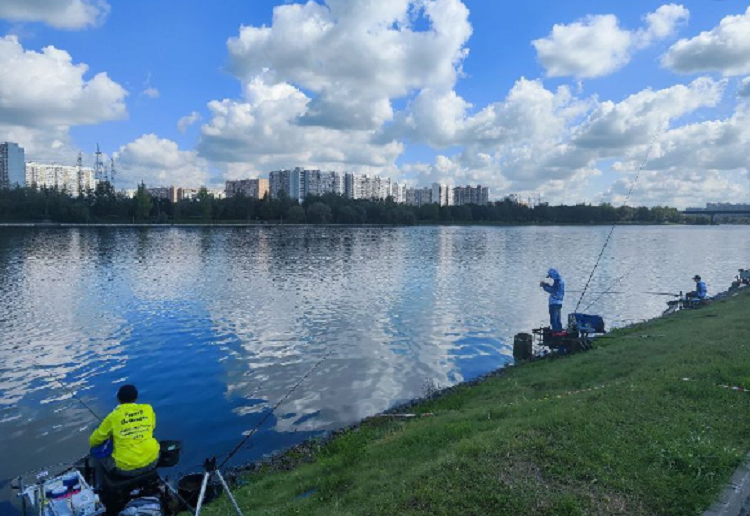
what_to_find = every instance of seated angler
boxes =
[89,384,160,478]
[686,274,708,304]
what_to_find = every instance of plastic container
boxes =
[46,482,68,499]
[62,472,80,490]
[48,498,73,516]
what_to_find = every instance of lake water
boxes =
[1,225,749,512]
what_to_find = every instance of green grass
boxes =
[201,289,750,516]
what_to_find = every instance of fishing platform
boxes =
[513,312,606,362]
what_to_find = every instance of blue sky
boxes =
[0,0,749,206]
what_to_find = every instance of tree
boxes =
[286,205,306,223]
[307,202,332,223]
[135,182,152,221]
[197,187,214,221]
[337,205,359,224]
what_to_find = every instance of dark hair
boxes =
[693,275,701,281]
[117,384,138,403]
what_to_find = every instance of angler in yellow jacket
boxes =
[89,384,160,476]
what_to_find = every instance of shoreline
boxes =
[195,285,750,515]
[0,221,731,228]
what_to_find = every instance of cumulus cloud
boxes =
[389,78,589,150]
[571,76,725,151]
[226,0,472,130]
[533,4,688,78]
[0,36,127,127]
[0,0,109,30]
[177,111,202,133]
[388,75,734,204]
[603,170,748,208]
[0,35,127,161]
[663,6,750,76]
[198,0,472,174]
[198,76,404,170]
[117,134,209,188]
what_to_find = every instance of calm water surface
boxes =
[1,225,748,511]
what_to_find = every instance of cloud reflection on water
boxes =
[1,225,749,506]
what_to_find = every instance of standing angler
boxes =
[541,268,565,333]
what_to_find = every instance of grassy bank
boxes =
[204,289,750,516]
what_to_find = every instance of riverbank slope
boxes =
[204,288,750,515]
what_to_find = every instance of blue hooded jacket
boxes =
[696,280,707,300]
[543,268,565,305]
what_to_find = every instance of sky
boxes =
[0,0,749,207]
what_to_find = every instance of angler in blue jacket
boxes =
[541,268,565,332]
[688,274,707,301]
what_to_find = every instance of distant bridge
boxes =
[681,209,750,222]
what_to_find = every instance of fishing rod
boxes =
[580,257,647,312]
[574,127,663,313]
[217,349,333,471]
[567,290,623,294]
[36,363,103,423]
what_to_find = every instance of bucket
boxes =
[177,474,223,508]
[513,333,533,361]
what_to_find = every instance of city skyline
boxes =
[0,1,749,208]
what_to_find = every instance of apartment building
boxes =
[26,162,96,197]
[225,178,270,199]
[0,142,26,189]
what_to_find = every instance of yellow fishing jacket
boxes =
[89,403,160,471]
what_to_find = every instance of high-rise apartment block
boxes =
[269,169,301,200]
[26,162,96,196]
[453,185,489,206]
[147,186,178,202]
[270,168,345,201]
[225,178,269,199]
[405,187,433,207]
[0,142,26,189]
[344,173,395,201]
[390,183,407,204]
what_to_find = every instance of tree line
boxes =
[0,183,711,225]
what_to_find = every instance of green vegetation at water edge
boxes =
[0,183,709,225]
[201,289,750,516]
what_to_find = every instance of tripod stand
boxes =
[194,458,244,516]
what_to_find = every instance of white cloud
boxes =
[0,0,109,30]
[226,0,471,130]
[117,135,209,188]
[0,35,127,161]
[198,0,472,174]
[638,4,690,47]
[142,87,160,99]
[389,76,732,204]
[603,169,748,208]
[198,76,403,170]
[571,76,725,151]
[533,4,688,78]
[0,36,127,127]
[663,7,750,76]
[740,77,750,98]
[177,111,202,133]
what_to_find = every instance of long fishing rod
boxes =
[581,257,647,312]
[36,364,103,423]
[567,290,623,294]
[217,350,333,471]
[574,127,663,313]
